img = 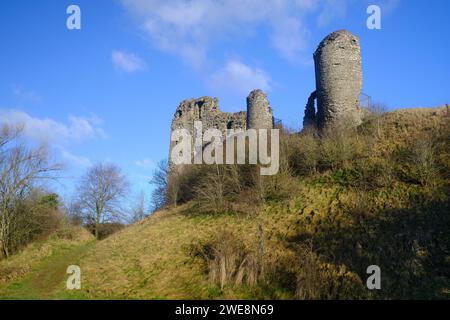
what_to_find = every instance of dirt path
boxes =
[0,241,95,299]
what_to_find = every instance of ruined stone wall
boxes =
[314,30,363,128]
[170,96,246,163]
[246,89,274,130]
[170,89,274,139]
[170,96,246,136]
[303,91,317,129]
[169,90,273,163]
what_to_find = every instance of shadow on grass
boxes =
[288,194,450,299]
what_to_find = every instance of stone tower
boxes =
[246,89,274,130]
[313,30,363,128]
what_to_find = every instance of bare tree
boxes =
[77,163,129,239]
[65,199,84,225]
[132,190,146,222]
[195,164,242,214]
[150,160,170,210]
[0,125,60,258]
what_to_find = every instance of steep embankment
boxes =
[0,106,448,300]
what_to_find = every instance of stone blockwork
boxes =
[305,30,363,129]
[169,90,274,163]
[170,96,246,136]
[170,90,274,136]
[247,89,274,129]
[171,30,366,160]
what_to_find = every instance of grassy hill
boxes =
[0,106,449,300]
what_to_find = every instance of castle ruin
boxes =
[170,29,365,162]
[246,90,274,130]
[169,90,274,163]
[304,30,363,129]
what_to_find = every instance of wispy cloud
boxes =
[0,109,107,144]
[118,0,377,95]
[12,85,42,104]
[209,60,271,95]
[59,148,92,168]
[120,0,318,67]
[135,158,155,170]
[0,109,106,169]
[112,50,147,73]
[373,0,401,15]
[120,0,400,95]
[317,0,348,27]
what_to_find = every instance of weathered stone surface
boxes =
[169,90,274,164]
[246,89,274,129]
[170,96,246,136]
[313,30,363,128]
[303,91,317,129]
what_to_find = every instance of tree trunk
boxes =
[95,203,101,240]
[95,222,99,240]
[95,208,101,240]
[1,242,9,259]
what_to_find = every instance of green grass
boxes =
[0,106,448,300]
[0,240,95,300]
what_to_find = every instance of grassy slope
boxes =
[0,106,448,300]
[0,226,94,299]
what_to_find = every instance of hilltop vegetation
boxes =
[0,106,449,299]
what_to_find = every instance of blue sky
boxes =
[0,0,449,209]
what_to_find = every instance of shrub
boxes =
[192,229,263,289]
[85,222,125,240]
[294,241,365,300]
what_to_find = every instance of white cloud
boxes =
[120,0,400,94]
[270,17,310,63]
[209,60,271,95]
[135,159,155,169]
[317,0,348,27]
[0,110,105,169]
[373,0,401,15]
[112,50,147,73]
[0,109,106,144]
[60,148,92,168]
[317,0,401,26]
[121,0,402,65]
[120,0,318,67]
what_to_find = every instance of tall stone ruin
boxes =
[304,30,363,129]
[247,89,274,130]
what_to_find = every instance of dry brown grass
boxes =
[75,180,374,299]
[0,106,447,299]
[0,225,93,284]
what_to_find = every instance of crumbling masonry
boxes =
[170,29,365,162]
[304,30,363,129]
[170,89,273,138]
